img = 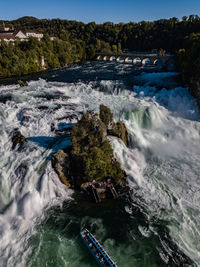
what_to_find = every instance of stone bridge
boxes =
[96,53,174,67]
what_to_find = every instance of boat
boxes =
[80,228,117,267]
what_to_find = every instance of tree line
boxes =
[0,15,200,84]
[176,32,200,106]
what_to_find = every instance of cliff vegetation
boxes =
[52,105,128,189]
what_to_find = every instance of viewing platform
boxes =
[82,180,119,203]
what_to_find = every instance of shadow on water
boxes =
[27,135,71,155]
[27,192,194,267]
[27,136,57,149]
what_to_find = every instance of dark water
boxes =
[27,194,193,267]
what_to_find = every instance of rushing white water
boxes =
[0,81,76,266]
[0,65,200,266]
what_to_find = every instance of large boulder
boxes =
[17,80,28,87]
[99,104,113,128]
[108,121,128,146]
[100,104,128,145]
[51,149,71,188]
[11,129,26,149]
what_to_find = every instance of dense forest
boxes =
[176,33,200,80]
[2,15,200,52]
[0,15,200,101]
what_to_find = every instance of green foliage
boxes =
[176,33,200,84]
[86,44,96,60]
[109,122,128,146]
[1,15,200,52]
[1,15,200,78]
[176,33,200,107]
[82,143,124,182]
[0,36,87,77]
[70,111,124,184]
[99,104,113,127]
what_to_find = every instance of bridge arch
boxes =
[124,57,133,63]
[109,56,116,61]
[96,53,174,69]
[142,58,152,66]
[133,57,142,65]
[116,56,124,62]
[153,58,163,67]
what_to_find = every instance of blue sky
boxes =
[1,0,200,23]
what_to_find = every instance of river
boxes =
[0,61,200,266]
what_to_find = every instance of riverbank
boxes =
[0,61,84,86]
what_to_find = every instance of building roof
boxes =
[0,34,15,40]
[13,30,27,38]
[0,30,14,34]
[0,29,43,40]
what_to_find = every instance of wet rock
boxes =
[57,113,79,122]
[37,105,49,110]
[108,121,128,146]
[0,94,12,103]
[51,122,56,132]
[11,129,26,149]
[17,108,32,125]
[37,104,62,111]
[100,104,128,145]
[17,80,28,87]
[51,149,71,188]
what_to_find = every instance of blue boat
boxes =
[80,228,117,267]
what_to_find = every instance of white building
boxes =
[0,28,55,43]
[0,30,28,43]
[14,30,28,40]
[23,30,44,40]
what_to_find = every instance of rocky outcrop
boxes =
[51,149,71,188]
[100,104,128,146]
[11,129,26,149]
[51,105,128,191]
[108,122,128,146]
[17,80,28,87]
[99,104,113,127]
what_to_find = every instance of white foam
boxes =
[0,72,200,265]
[0,83,75,266]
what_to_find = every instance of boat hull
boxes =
[80,228,117,267]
